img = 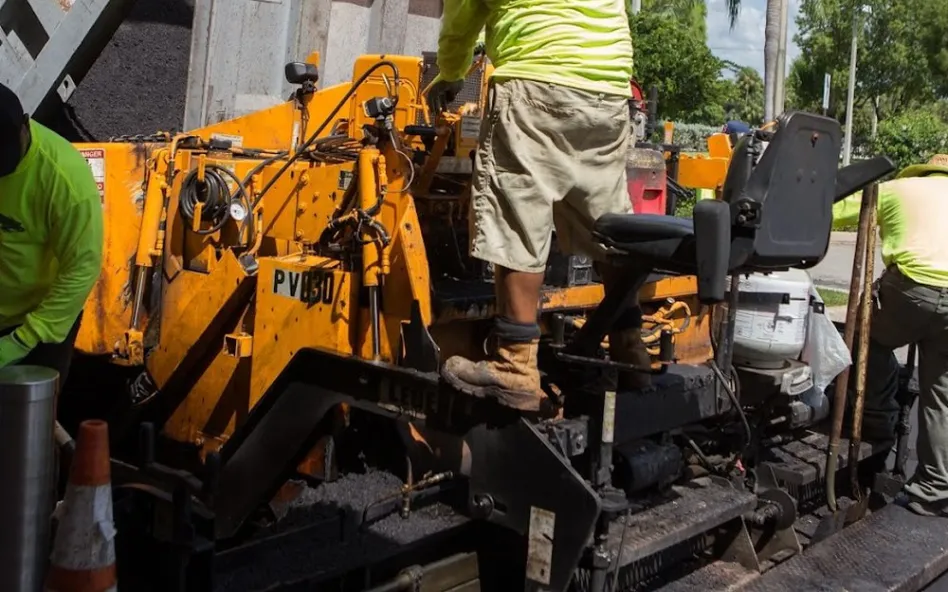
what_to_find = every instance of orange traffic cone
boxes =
[45,420,117,592]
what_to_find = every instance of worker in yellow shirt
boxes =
[833,154,948,517]
[0,83,104,388]
[430,0,648,413]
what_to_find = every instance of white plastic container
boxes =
[731,268,813,368]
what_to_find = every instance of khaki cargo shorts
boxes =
[469,78,632,274]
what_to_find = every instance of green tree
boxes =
[916,0,948,97]
[869,110,948,170]
[641,0,708,39]
[629,12,724,124]
[860,0,937,121]
[789,0,855,119]
[791,0,948,127]
[720,66,764,124]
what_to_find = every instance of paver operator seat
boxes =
[569,111,895,358]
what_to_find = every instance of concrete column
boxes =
[367,0,409,55]
[183,0,214,130]
[285,0,333,96]
[185,0,444,124]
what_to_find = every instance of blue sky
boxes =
[706,0,801,76]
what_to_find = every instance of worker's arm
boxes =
[831,184,895,228]
[11,173,103,354]
[437,0,488,82]
[831,194,862,228]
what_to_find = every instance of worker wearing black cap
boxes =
[0,83,103,386]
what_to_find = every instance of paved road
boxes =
[809,231,885,291]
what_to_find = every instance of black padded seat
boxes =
[595,214,698,267]
[595,215,693,243]
[594,111,852,299]
[568,111,896,358]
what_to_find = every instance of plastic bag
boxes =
[801,282,852,392]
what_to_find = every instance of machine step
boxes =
[738,503,948,592]
[611,479,757,569]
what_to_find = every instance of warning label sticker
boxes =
[80,149,105,202]
[460,115,482,139]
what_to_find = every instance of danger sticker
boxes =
[80,149,105,202]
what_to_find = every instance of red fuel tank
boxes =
[627,146,667,215]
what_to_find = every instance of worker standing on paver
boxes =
[833,154,948,517]
[0,83,103,387]
[429,0,648,412]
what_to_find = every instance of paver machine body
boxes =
[68,52,898,590]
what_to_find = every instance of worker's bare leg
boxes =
[442,78,634,412]
[498,267,544,324]
[442,266,546,411]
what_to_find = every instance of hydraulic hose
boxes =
[179,164,253,238]
[250,60,401,211]
[179,167,230,229]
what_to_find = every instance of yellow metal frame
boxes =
[73,53,714,456]
[676,132,733,191]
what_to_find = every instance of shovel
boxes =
[812,182,878,544]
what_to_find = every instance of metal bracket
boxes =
[719,519,762,573]
[399,299,441,373]
[746,465,801,564]
[466,418,601,592]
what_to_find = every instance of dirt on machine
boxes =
[53,49,947,592]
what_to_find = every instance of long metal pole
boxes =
[774,0,789,116]
[848,184,878,500]
[825,185,873,512]
[842,9,859,166]
[630,0,641,14]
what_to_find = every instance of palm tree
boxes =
[725,0,742,24]
[642,0,708,38]
[724,0,783,122]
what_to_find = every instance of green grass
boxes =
[817,287,850,307]
[832,220,858,232]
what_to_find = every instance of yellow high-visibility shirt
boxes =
[437,0,634,98]
[833,174,948,288]
[0,120,103,349]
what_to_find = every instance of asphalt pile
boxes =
[213,470,467,591]
[36,0,194,141]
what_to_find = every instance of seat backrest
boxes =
[721,112,843,271]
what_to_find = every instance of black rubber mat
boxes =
[762,430,884,486]
[741,503,948,592]
[657,561,757,591]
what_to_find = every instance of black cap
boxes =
[0,83,26,169]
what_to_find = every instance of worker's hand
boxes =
[0,333,32,369]
[427,77,465,115]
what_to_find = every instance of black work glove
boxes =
[427,78,465,115]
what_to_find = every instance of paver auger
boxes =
[68,52,900,591]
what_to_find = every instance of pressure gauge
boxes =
[229,200,248,222]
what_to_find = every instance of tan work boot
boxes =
[441,339,546,412]
[610,328,652,390]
